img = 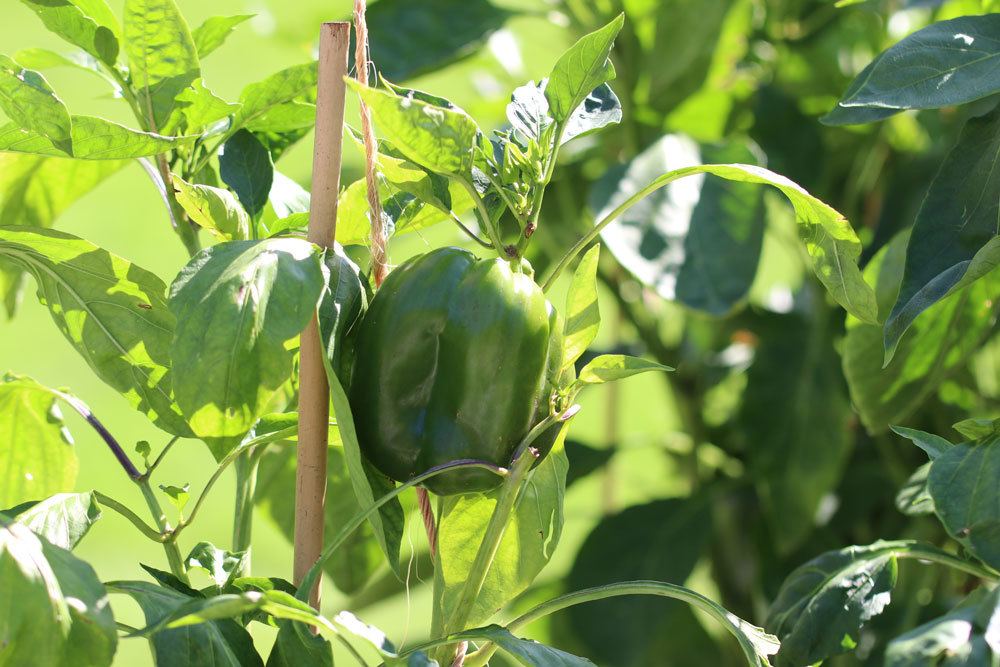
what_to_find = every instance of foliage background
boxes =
[1,0,998,665]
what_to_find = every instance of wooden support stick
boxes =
[294,21,350,610]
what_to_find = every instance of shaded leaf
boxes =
[884,106,1000,357]
[885,586,1000,666]
[108,580,262,667]
[219,129,274,220]
[891,425,954,460]
[953,417,1000,440]
[896,462,935,516]
[594,135,766,315]
[168,239,324,438]
[767,541,900,666]
[5,491,100,549]
[826,15,1000,124]
[185,542,249,589]
[0,374,77,508]
[0,227,191,436]
[576,354,672,385]
[453,624,594,666]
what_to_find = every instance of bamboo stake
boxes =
[294,21,350,610]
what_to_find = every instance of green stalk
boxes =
[231,449,263,577]
[138,479,190,585]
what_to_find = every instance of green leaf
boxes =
[245,102,316,134]
[168,239,324,438]
[0,227,191,436]
[108,580,262,667]
[767,541,900,666]
[172,174,250,241]
[896,462,935,516]
[576,354,672,385]
[123,0,201,131]
[19,0,120,66]
[267,171,310,220]
[358,0,511,81]
[0,515,116,667]
[738,313,852,552]
[594,136,766,315]
[562,83,622,144]
[191,14,253,59]
[451,625,594,666]
[0,115,195,159]
[928,432,1000,570]
[891,425,954,460]
[219,129,274,220]
[185,541,248,589]
[562,244,600,370]
[0,55,72,148]
[348,80,480,176]
[268,620,332,667]
[317,247,368,375]
[434,429,569,628]
[158,483,189,511]
[0,154,126,317]
[0,374,77,508]
[545,14,623,122]
[255,441,385,596]
[885,586,1000,666]
[564,497,712,665]
[843,234,999,433]
[508,81,621,145]
[170,78,240,134]
[825,15,1000,125]
[325,367,405,577]
[884,106,1000,358]
[5,491,101,549]
[953,417,1000,440]
[233,61,317,132]
[13,47,117,88]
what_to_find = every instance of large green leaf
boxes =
[825,15,1000,125]
[348,81,480,177]
[434,428,570,629]
[767,541,900,666]
[545,14,623,123]
[191,14,253,59]
[738,313,853,551]
[884,586,1000,666]
[255,442,383,595]
[168,239,324,438]
[843,234,1000,433]
[4,491,101,550]
[883,106,1000,357]
[0,375,77,509]
[233,62,317,132]
[359,0,511,81]
[0,116,193,159]
[564,496,712,666]
[0,227,191,436]
[19,0,120,67]
[0,516,116,667]
[108,580,262,666]
[562,244,600,370]
[452,625,594,666]
[169,78,240,134]
[123,0,201,131]
[0,55,71,148]
[928,432,1000,570]
[219,129,273,220]
[0,154,126,317]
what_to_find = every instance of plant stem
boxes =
[138,479,190,585]
[145,436,180,478]
[437,449,538,665]
[459,178,507,258]
[93,491,166,542]
[51,390,142,481]
[232,449,262,577]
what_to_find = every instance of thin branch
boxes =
[145,436,180,478]
[93,491,166,542]
[51,390,142,481]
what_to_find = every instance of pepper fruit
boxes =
[349,247,563,496]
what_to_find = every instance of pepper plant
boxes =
[1,1,999,666]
